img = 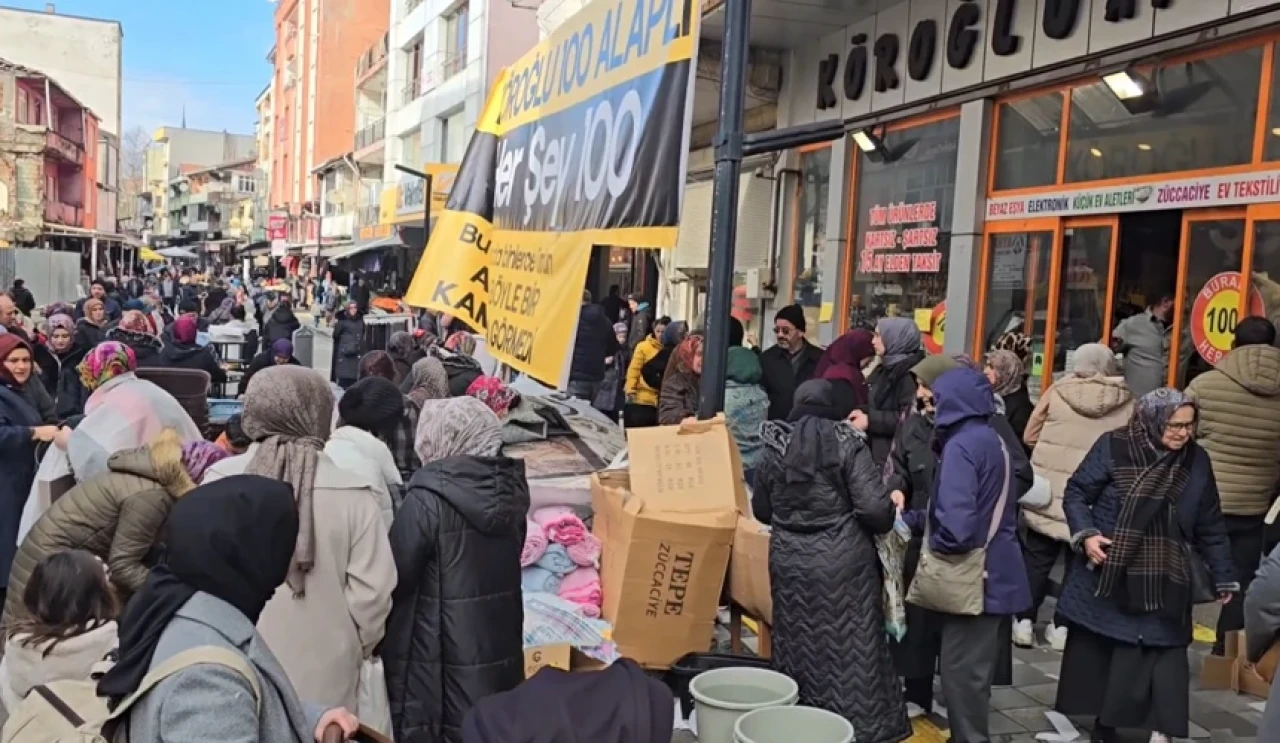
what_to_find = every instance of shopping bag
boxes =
[357,657,393,740]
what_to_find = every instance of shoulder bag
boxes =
[906,436,1012,616]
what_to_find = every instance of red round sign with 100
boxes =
[1189,271,1264,365]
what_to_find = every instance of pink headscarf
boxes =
[173,315,198,345]
[466,375,518,417]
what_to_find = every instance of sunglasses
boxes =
[773,326,795,335]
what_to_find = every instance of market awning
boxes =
[139,247,165,262]
[157,246,198,259]
[326,234,403,261]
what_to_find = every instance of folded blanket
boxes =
[521,519,548,567]
[536,544,578,575]
[532,506,587,546]
[559,567,602,616]
[567,533,601,568]
[522,566,564,594]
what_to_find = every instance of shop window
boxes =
[980,230,1053,400]
[848,117,958,347]
[792,148,830,333]
[1249,220,1280,323]
[1065,47,1262,184]
[993,92,1063,191]
[1052,225,1112,381]
[1265,46,1280,162]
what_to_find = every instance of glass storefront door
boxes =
[1053,219,1118,384]
[977,221,1056,400]
[1171,211,1247,388]
[1243,204,1280,328]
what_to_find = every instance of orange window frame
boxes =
[970,218,1058,359]
[836,109,961,335]
[987,34,1280,200]
[1169,209,1249,388]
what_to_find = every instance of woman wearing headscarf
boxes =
[326,376,404,528]
[658,333,703,425]
[0,336,54,608]
[752,379,910,742]
[203,365,396,710]
[206,296,235,325]
[984,349,1033,445]
[384,395,528,743]
[405,356,450,407]
[106,310,164,368]
[431,336,484,397]
[0,329,57,425]
[857,317,926,466]
[100,476,360,742]
[466,375,519,418]
[331,301,365,389]
[1016,343,1132,651]
[238,338,302,397]
[72,298,108,353]
[358,350,398,383]
[1054,389,1235,743]
[814,328,874,416]
[3,430,227,635]
[36,313,85,407]
[159,314,226,386]
[386,331,420,384]
[885,355,1034,716]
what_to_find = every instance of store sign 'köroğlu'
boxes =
[817,0,1174,110]
[860,201,943,274]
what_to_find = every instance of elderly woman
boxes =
[203,365,395,710]
[1016,344,1133,650]
[1054,388,1235,743]
[984,349,1033,444]
[857,317,925,465]
[384,396,528,742]
[73,299,108,353]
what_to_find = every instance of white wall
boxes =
[0,7,122,136]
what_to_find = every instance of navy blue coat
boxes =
[0,384,39,588]
[569,304,619,383]
[1057,434,1235,647]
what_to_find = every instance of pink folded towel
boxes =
[558,567,602,614]
[532,506,587,547]
[521,519,548,567]
[567,533,601,567]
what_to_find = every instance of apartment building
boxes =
[268,0,389,245]
[255,84,273,195]
[145,127,257,238]
[167,158,263,266]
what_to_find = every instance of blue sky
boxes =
[6,0,274,135]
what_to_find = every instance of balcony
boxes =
[401,78,421,106]
[189,216,221,233]
[43,201,82,226]
[442,50,466,81]
[44,130,85,166]
[355,119,385,152]
[356,33,389,82]
[357,205,380,227]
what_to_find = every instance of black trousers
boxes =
[622,403,658,429]
[1214,514,1265,652]
[1018,528,1070,622]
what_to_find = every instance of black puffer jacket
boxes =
[752,418,911,743]
[569,303,619,383]
[261,305,301,351]
[865,351,926,466]
[331,313,364,382]
[160,342,226,385]
[384,455,529,743]
[104,328,164,368]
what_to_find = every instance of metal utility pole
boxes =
[697,0,752,420]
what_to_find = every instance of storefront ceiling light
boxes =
[1089,148,1103,158]
[852,129,882,153]
[1103,69,1149,100]
[1272,127,1280,137]
[1137,143,1153,151]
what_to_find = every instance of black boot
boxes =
[1090,721,1117,743]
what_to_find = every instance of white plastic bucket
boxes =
[734,705,855,743]
[688,667,799,743]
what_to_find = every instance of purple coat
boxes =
[923,368,1031,617]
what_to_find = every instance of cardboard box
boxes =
[1199,630,1273,698]
[592,416,750,669]
[523,644,571,678]
[729,516,772,625]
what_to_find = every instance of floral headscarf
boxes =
[992,331,1032,368]
[1132,387,1197,450]
[172,315,199,345]
[984,349,1025,396]
[119,310,154,336]
[78,341,136,391]
[466,375,517,417]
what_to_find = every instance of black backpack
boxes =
[640,348,672,390]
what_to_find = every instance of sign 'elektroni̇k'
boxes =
[405,0,699,385]
[985,169,1280,220]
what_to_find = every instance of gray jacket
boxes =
[1245,543,1280,741]
[1112,310,1192,399]
[125,592,328,743]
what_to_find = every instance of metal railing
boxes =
[356,32,390,79]
[44,130,85,165]
[355,118,386,151]
[43,201,82,226]
[442,49,466,80]
[401,78,420,105]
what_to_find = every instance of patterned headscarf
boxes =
[358,350,397,381]
[242,365,334,596]
[984,349,1025,396]
[444,331,477,356]
[406,357,450,406]
[992,330,1033,369]
[82,298,106,325]
[118,310,153,336]
[78,341,136,391]
[181,439,231,483]
[466,375,517,417]
[44,302,75,320]
[387,331,416,361]
[415,396,503,464]
[673,334,704,375]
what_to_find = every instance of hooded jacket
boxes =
[1023,375,1134,541]
[262,305,302,352]
[919,368,1030,617]
[724,347,769,470]
[384,455,530,743]
[1,432,195,635]
[160,341,227,385]
[1186,344,1280,516]
[0,621,118,712]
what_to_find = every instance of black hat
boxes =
[774,304,807,333]
[338,377,404,434]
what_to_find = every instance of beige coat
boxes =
[1023,375,1134,542]
[203,447,397,710]
[1186,344,1280,517]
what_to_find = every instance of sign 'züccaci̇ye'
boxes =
[405,0,700,384]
